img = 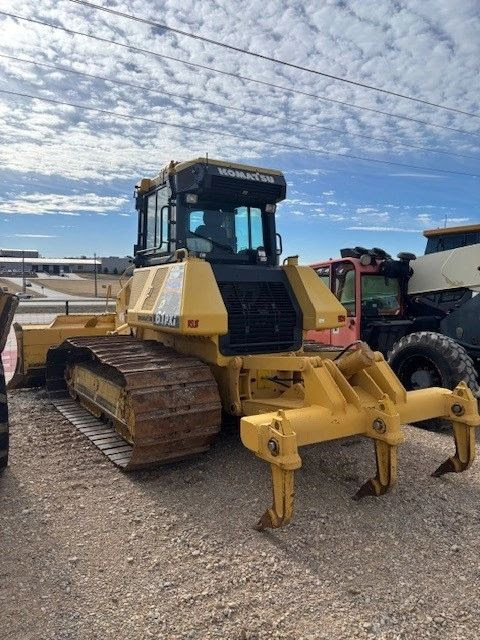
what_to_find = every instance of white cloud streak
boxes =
[347,226,420,233]
[8,233,58,237]
[0,193,128,215]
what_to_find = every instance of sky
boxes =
[0,0,478,263]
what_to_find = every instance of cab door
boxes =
[330,260,360,346]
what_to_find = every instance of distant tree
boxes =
[113,267,118,275]
[103,267,109,274]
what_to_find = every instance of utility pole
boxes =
[94,252,98,298]
[22,250,26,293]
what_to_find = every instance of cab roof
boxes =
[423,223,480,237]
[137,157,284,195]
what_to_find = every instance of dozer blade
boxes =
[9,313,117,388]
[46,336,222,469]
[0,292,18,470]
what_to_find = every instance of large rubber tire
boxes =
[388,331,479,431]
[0,359,8,471]
[0,292,17,471]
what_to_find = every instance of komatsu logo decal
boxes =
[216,167,275,183]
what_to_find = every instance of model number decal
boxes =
[154,264,185,328]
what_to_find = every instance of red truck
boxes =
[307,225,480,429]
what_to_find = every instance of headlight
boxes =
[265,204,276,213]
[257,248,267,262]
[185,193,198,204]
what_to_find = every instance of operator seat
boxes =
[195,211,229,247]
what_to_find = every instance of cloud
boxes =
[8,233,58,238]
[347,226,420,233]
[388,173,444,179]
[0,0,478,258]
[0,193,128,215]
[284,199,324,206]
[0,0,478,187]
[287,169,329,177]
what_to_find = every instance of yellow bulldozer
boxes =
[10,158,480,529]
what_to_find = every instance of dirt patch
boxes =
[35,277,122,298]
[3,389,480,640]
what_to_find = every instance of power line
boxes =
[1,52,477,162]
[1,10,478,140]
[0,86,478,178]
[68,0,480,120]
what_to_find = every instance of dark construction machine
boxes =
[9,160,480,528]
[0,292,18,471]
[308,223,480,428]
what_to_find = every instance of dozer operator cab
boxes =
[134,158,285,268]
[133,158,306,357]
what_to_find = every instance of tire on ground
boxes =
[387,331,479,431]
[0,360,8,471]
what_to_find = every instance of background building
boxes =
[0,254,99,276]
[0,248,39,258]
[0,248,130,277]
[100,256,131,274]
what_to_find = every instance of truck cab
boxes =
[307,249,414,353]
[424,223,480,254]
[308,239,480,407]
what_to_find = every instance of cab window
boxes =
[332,262,356,316]
[187,204,265,257]
[361,275,400,316]
[146,187,169,252]
[315,266,330,289]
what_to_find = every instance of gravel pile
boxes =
[2,388,480,640]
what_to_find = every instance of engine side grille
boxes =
[217,280,301,354]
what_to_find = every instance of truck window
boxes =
[315,266,330,288]
[332,262,356,316]
[425,232,480,254]
[361,275,400,316]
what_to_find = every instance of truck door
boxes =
[331,261,360,346]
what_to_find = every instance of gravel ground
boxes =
[2,389,480,640]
